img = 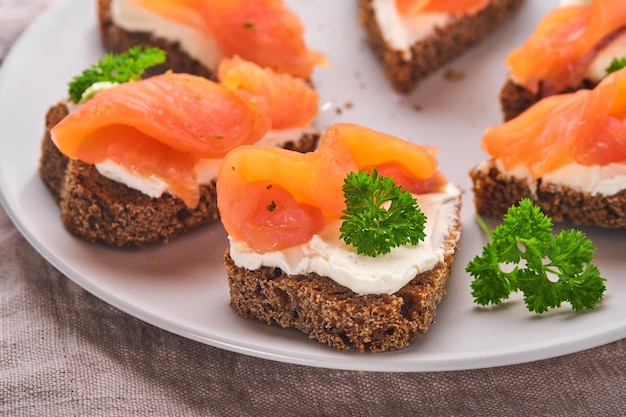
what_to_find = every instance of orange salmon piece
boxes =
[506,0,626,95]
[203,0,328,78]
[395,0,489,15]
[52,72,271,159]
[483,93,582,175]
[573,68,626,165]
[218,56,319,129]
[217,123,446,253]
[483,67,626,178]
[220,178,326,253]
[128,0,328,78]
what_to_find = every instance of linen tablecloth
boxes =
[1,1,625,416]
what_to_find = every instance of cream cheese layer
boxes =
[477,159,626,196]
[371,0,452,59]
[110,0,223,70]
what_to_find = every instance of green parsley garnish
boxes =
[68,46,166,103]
[466,198,606,314]
[339,169,427,257]
[605,56,626,74]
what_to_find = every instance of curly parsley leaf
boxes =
[68,46,166,103]
[339,168,427,257]
[606,56,626,74]
[466,198,606,314]
[468,242,516,306]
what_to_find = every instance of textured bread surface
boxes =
[470,160,626,228]
[358,0,524,93]
[39,102,319,247]
[98,0,215,79]
[500,78,597,121]
[225,196,462,352]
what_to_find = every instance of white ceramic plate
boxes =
[1,0,625,372]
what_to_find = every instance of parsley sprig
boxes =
[68,46,166,103]
[466,198,606,314]
[606,56,626,74]
[339,169,427,257]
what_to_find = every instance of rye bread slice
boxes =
[225,194,462,352]
[470,159,626,228]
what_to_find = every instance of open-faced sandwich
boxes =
[216,123,462,352]
[500,0,626,120]
[39,47,320,247]
[98,0,328,80]
[358,0,524,93]
[471,63,626,228]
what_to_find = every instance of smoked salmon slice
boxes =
[125,0,328,78]
[506,0,626,95]
[217,123,447,253]
[51,57,319,208]
[395,0,489,16]
[218,57,319,129]
[483,66,626,178]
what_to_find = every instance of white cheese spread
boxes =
[372,0,452,58]
[79,81,119,104]
[558,0,591,7]
[228,183,461,295]
[96,160,170,198]
[478,159,626,196]
[110,0,223,70]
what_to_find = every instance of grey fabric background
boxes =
[1,1,625,416]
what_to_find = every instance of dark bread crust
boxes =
[500,78,598,121]
[40,104,71,202]
[98,0,215,79]
[58,160,221,247]
[39,102,319,247]
[358,0,524,93]
[470,160,626,228]
[225,196,462,352]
